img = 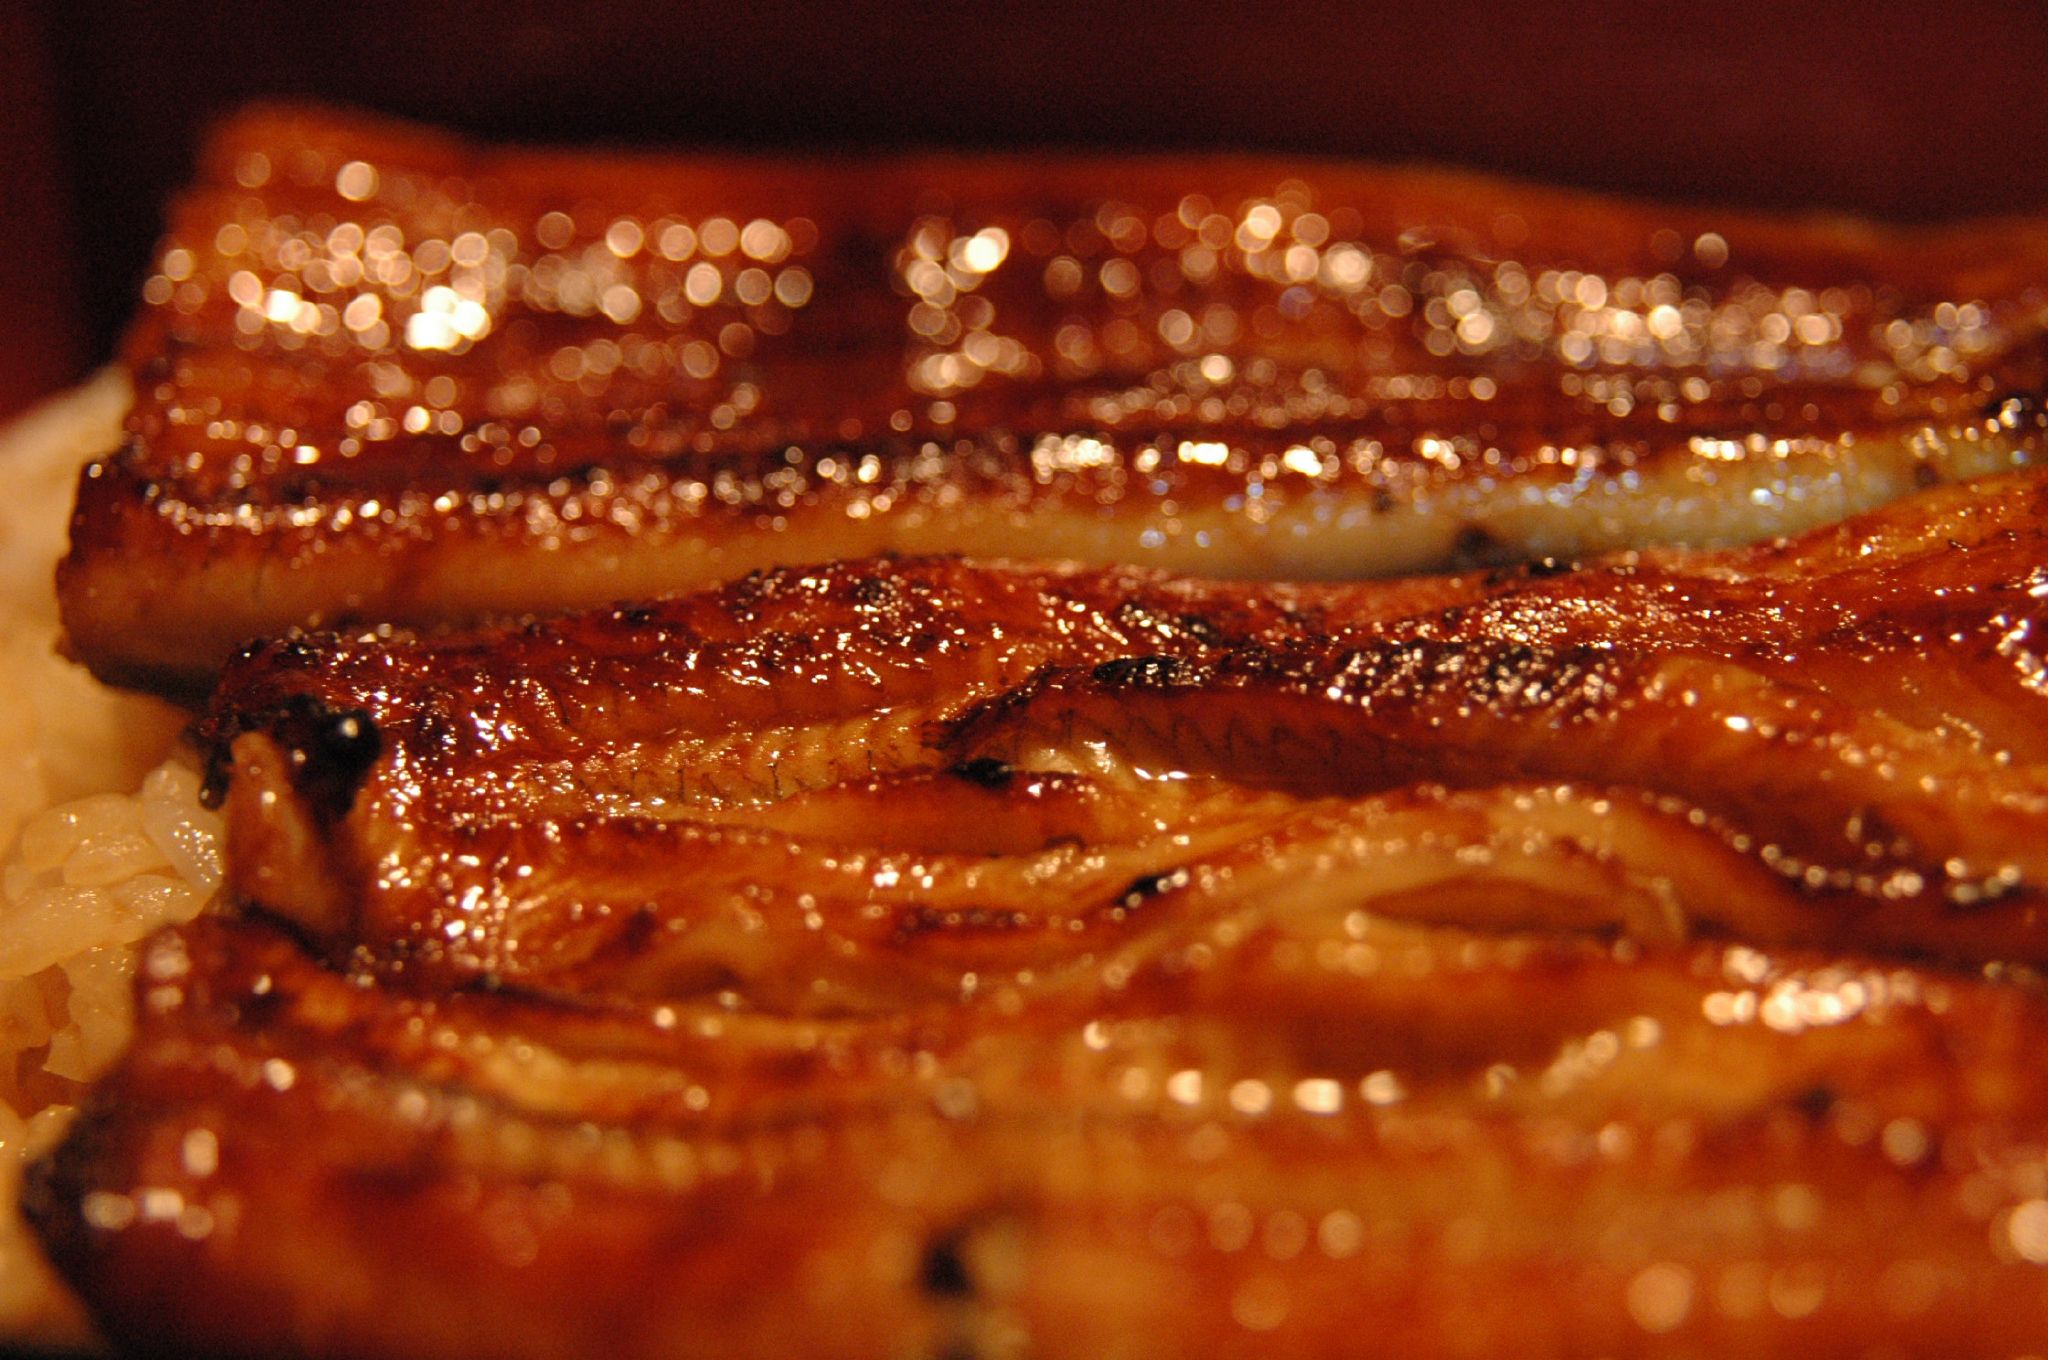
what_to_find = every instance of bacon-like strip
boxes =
[58,105,2048,693]
[28,473,2048,1357]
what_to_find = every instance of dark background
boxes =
[5,0,2048,419]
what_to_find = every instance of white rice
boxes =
[0,373,221,1343]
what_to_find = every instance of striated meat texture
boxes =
[28,471,2048,1358]
[59,104,2048,694]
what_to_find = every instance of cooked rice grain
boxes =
[1,763,219,984]
[0,761,222,1121]
[0,373,207,1345]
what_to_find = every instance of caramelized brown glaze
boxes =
[31,473,2048,1357]
[59,105,2048,694]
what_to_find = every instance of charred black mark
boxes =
[850,575,900,607]
[246,633,324,672]
[416,708,460,756]
[291,700,384,822]
[1109,601,1222,647]
[949,757,1015,789]
[1480,558,1576,587]
[206,693,382,820]
[229,981,288,1026]
[1792,1084,1837,1120]
[1450,523,1505,567]
[920,1230,975,1300]
[199,690,378,815]
[1090,654,1186,688]
[1116,866,1193,913]
[1479,643,1545,684]
[1984,387,2045,430]
[600,906,662,962]
[616,605,656,626]
[274,473,329,503]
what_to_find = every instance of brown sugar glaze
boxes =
[59,105,2048,692]
[28,471,2048,1358]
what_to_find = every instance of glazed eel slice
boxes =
[29,471,2048,1358]
[60,103,2048,694]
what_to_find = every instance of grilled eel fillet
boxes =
[60,104,2048,695]
[29,471,2048,1358]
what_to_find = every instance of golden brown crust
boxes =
[33,912,2048,1360]
[59,104,2048,693]
[30,473,2048,1357]
[180,470,2048,982]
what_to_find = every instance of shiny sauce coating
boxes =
[59,105,2048,692]
[29,472,2048,1359]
